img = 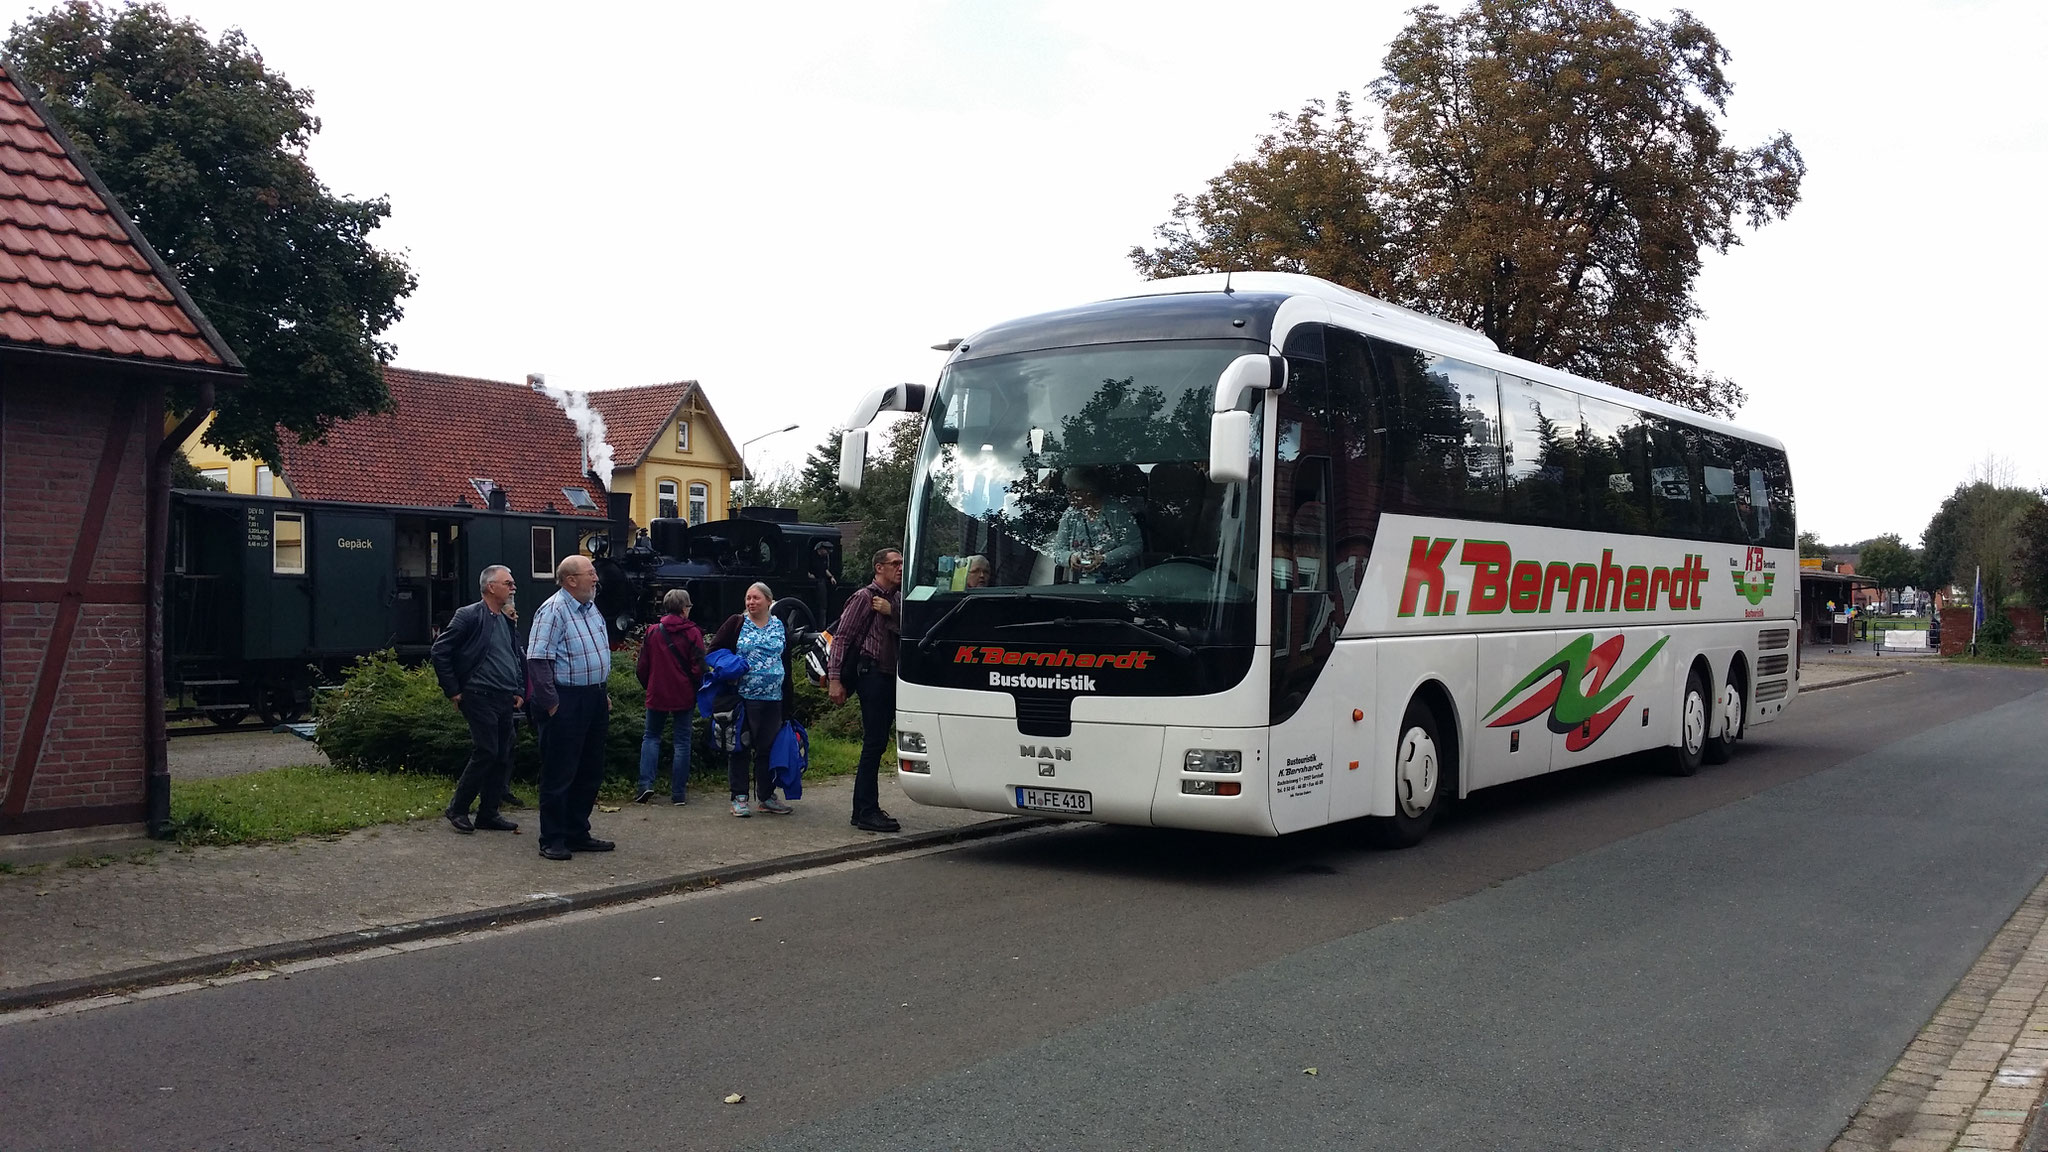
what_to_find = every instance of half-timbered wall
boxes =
[0,371,154,833]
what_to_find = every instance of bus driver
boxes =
[1053,466,1141,583]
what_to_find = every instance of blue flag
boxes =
[1973,566,1985,634]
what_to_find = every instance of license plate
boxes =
[1015,786,1093,814]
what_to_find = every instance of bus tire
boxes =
[1666,666,1708,777]
[1705,665,1745,765]
[1369,699,1447,848]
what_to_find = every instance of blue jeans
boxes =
[640,708,692,800]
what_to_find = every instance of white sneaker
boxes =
[730,797,751,817]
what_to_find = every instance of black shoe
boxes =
[634,789,656,804]
[499,792,526,809]
[569,836,615,852]
[474,814,520,832]
[852,810,901,833]
[538,843,572,861]
[445,812,475,834]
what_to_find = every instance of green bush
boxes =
[1978,612,2017,646]
[315,643,874,786]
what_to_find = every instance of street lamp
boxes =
[736,423,800,510]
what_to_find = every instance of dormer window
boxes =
[470,478,498,502]
[676,420,691,452]
[560,487,598,511]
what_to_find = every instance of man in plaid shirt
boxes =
[525,554,614,860]
[828,547,904,832]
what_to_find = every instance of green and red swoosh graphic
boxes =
[1485,633,1668,751]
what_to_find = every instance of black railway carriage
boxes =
[166,492,849,727]
[167,490,596,725]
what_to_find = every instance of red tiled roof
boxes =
[587,381,693,467]
[277,367,606,517]
[0,66,232,368]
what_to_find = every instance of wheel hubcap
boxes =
[1395,725,1439,818]
[1721,685,1744,742]
[1682,690,1706,756]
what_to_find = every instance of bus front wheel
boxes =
[1666,667,1708,777]
[1369,699,1446,848]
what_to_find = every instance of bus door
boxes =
[1470,629,1562,789]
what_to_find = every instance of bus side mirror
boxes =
[1209,411,1254,485]
[1207,354,1280,485]
[837,428,869,492]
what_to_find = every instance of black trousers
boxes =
[729,697,783,801]
[448,690,516,821]
[537,683,609,849]
[852,664,895,818]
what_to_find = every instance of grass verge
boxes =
[169,765,449,847]
[172,734,878,845]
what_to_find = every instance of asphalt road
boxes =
[7,664,2045,1151]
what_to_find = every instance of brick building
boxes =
[0,65,243,837]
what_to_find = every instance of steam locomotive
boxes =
[166,488,848,726]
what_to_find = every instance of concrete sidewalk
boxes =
[0,771,1020,1006]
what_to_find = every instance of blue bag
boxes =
[769,720,809,800]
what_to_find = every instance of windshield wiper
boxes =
[989,616,1194,660]
[913,591,1107,652]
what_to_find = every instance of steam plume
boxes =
[529,373,616,491]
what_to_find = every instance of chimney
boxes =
[488,487,510,512]
[592,468,630,556]
[527,372,546,393]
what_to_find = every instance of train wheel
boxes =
[257,680,305,727]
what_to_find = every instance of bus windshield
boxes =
[900,339,1265,652]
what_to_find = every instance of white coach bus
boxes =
[838,273,1796,843]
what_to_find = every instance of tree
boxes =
[1855,534,1919,600]
[168,452,223,490]
[1921,482,2044,605]
[1798,531,1828,559]
[2013,502,2048,609]
[7,2,417,464]
[791,431,855,524]
[1132,0,1804,417]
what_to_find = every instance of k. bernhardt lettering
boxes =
[953,645,1156,670]
[1399,536,1710,618]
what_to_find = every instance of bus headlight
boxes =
[897,730,927,754]
[1182,749,1241,774]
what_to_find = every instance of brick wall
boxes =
[1,377,154,833]
[1938,605,2048,654]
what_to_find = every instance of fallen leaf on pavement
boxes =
[749,916,763,922]
[1303,1068,1318,1076]
[598,805,622,813]
[724,1093,745,1105]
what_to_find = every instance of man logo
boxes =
[1019,745,1072,761]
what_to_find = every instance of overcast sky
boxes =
[18,0,2042,548]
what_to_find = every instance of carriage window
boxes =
[688,482,709,525]
[273,512,305,574]
[658,479,679,520]
[530,527,555,579]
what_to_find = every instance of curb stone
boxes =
[1805,669,1909,692]
[0,815,1048,1014]
[1827,867,2048,1151]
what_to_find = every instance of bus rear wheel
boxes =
[1705,671,1744,765]
[1369,699,1446,848]
[1666,667,1708,777]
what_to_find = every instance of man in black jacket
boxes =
[432,565,526,833]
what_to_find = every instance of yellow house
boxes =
[179,411,295,497]
[588,381,744,527]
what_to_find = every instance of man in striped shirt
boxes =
[525,554,614,861]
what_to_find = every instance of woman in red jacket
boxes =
[635,589,705,804]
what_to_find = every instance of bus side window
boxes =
[1326,329,1383,620]
[1648,418,1699,538]
[1695,430,1745,546]
[1761,446,1796,550]
[1499,377,1580,529]
[1580,397,1651,534]
[1270,350,1338,725]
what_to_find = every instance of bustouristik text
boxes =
[1398,537,1709,618]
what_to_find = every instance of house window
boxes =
[677,420,691,452]
[688,482,709,525]
[531,526,556,579]
[255,465,274,496]
[200,467,228,487]
[273,512,306,574]
[658,479,679,520]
